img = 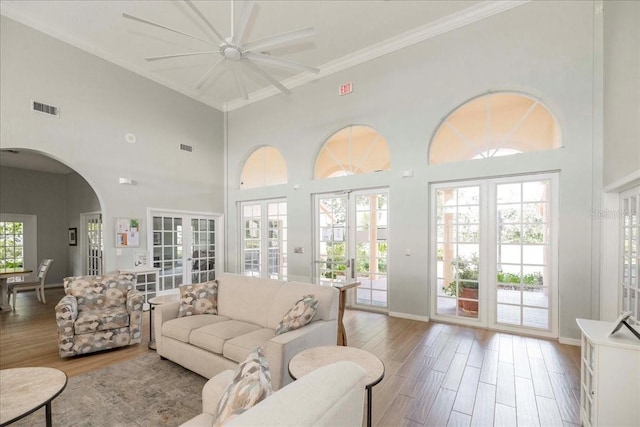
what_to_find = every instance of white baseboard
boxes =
[559,336,581,346]
[388,311,430,323]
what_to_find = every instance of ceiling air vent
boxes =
[31,100,60,117]
[180,144,193,153]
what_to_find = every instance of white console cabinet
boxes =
[576,318,640,427]
[119,267,160,310]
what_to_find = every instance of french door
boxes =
[83,212,103,275]
[431,174,558,337]
[239,199,287,280]
[620,186,640,324]
[149,210,222,293]
[314,189,389,310]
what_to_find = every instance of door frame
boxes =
[80,211,103,275]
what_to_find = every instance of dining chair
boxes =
[9,259,54,310]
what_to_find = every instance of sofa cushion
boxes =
[190,320,262,354]
[178,281,218,317]
[216,274,283,327]
[162,314,230,343]
[74,307,130,334]
[274,294,317,336]
[223,328,276,363]
[214,347,272,427]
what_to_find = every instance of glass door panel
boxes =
[495,180,551,330]
[435,186,481,320]
[354,193,388,308]
[85,213,103,275]
[316,195,348,286]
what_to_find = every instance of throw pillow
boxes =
[274,294,317,336]
[213,346,272,426]
[177,281,218,317]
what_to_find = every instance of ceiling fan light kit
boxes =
[123,0,319,101]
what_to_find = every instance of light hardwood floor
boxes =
[1,287,582,426]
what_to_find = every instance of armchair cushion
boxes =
[74,307,130,334]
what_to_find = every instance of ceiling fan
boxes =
[123,0,319,100]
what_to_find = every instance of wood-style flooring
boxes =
[1,287,582,426]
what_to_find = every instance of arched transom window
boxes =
[240,146,287,189]
[429,93,561,165]
[315,125,391,179]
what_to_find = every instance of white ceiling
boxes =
[0,0,528,112]
[0,150,73,174]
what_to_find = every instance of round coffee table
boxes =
[0,367,67,426]
[288,346,384,427]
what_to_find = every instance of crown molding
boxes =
[2,1,530,113]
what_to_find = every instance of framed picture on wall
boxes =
[68,228,77,246]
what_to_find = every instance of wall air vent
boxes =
[180,144,193,152]
[31,100,60,117]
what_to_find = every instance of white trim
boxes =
[603,169,640,193]
[558,337,581,347]
[0,1,530,113]
[388,311,430,323]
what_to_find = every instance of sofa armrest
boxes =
[265,319,338,390]
[126,290,144,344]
[226,361,366,427]
[202,369,235,415]
[154,301,180,353]
[55,295,78,357]
[126,289,144,313]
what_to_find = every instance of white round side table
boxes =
[147,294,179,350]
[288,346,384,427]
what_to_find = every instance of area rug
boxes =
[12,354,207,426]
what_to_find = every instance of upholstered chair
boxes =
[55,273,144,357]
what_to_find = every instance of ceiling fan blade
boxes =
[183,0,225,43]
[231,66,249,100]
[194,58,225,90]
[243,27,315,53]
[243,59,291,95]
[231,0,256,46]
[145,51,218,61]
[244,52,319,74]
[122,13,215,46]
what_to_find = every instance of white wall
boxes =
[0,16,225,272]
[603,0,640,187]
[226,1,600,339]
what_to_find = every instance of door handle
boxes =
[350,258,355,279]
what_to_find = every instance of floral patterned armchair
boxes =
[55,274,144,357]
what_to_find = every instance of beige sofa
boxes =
[181,361,366,426]
[155,273,339,390]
